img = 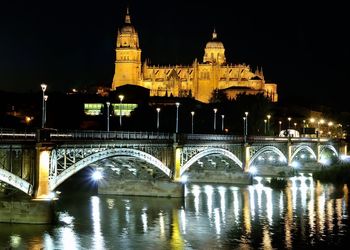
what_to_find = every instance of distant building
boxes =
[112,8,278,103]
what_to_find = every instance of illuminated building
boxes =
[112,9,278,103]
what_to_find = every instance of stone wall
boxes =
[0,199,55,224]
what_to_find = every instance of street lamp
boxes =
[279,121,282,133]
[175,102,180,133]
[213,108,218,132]
[221,115,225,132]
[191,111,195,134]
[40,83,47,128]
[287,117,291,129]
[156,108,161,131]
[243,117,247,143]
[267,114,271,134]
[244,112,248,138]
[44,95,48,127]
[118,95,124,128]
[264,119,267,135]
[106,102,110,131]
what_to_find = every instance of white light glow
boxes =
[249,166,257,175]
[340,154,350,161]
[181,174,188,183]
[291,161,300,168]
[204,185,214,218]
[319,158,330,166]
[92,170,103,181]
[141,209,148,232]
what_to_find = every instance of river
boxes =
[1,175,350,249]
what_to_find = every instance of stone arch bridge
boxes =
[0,130,347,199]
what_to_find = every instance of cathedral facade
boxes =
[112,9,278,103]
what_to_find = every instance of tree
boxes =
[209,89,229,104]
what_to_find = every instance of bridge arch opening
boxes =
[50,148,171,191]
[319,145,339,165]
[291,145,317,163]
[249,146,287,168]
[180,148,243,176]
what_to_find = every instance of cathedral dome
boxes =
[205,30,224,49]
[203,29,226,64]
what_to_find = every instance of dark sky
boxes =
[1,1,349,110]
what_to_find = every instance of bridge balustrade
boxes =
[185,134,244,141]
[49,130,172,141]
[0,129,36,140]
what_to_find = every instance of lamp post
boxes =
[40,83,47,128]
[191,111,195,134]
[267,114,271,134]
[213,108,218,132]
[243,117,247,143]
[44,95,48,127]
[221,115,225,132]
[244,111,248,139]
[156,108,161,131]
[279,121,282,133]
[175,102,180,133]
[106,102,110,131]
[264,119,267,135]
[287,117,291,129]
[118,95,124,128]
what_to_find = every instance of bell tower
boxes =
[112,8,142,89]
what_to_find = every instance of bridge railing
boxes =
[185,134,244,141]
[0,129,36,140]
[0,128,335,143]
[247,136,331,143]
[49,130,172,141]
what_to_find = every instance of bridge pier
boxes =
[34,143,53,199]
[242,144,251,172]
[340,143,348,156]
[0,199,55,224]
[316,142,321,163]
[287,140,292,166]
[0,139,56,224]
[173,143,182,182]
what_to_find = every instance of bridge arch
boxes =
[0,168,33,196]
[50,148,171,190]
[180,148,243,176]
[320,145,338,157]
[249,146,287,167]
[291,145,317,162]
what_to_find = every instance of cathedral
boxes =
[112,9,278,103]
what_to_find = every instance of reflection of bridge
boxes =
[0,130,346,199]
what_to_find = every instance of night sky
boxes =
[1,1,349,110]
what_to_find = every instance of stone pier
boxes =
[0,198,55,224]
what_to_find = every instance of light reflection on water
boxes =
[0,177,350,249]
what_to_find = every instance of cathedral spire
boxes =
[125,7,131,24]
